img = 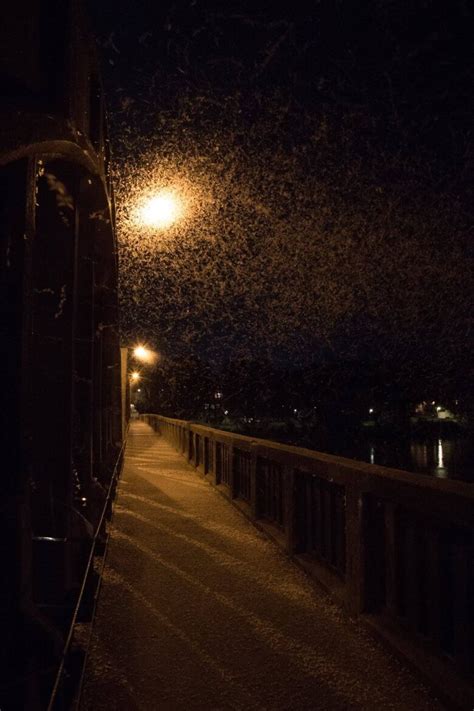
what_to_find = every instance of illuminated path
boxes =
[81,421,442,710]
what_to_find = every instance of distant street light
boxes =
[133,344,158,364]
[134,345,148,360]
[122,345,158,417]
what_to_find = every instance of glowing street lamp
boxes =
[133,345,157,364]
[134,345,148,360]
[130,371,141,383]
[138,189,183,229]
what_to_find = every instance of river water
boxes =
[220,420,474,483]
[327,435,474,483]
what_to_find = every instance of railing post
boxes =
[425,529,441,648]
[211,440,219,485]
[384,501,398,618]
[229,444,237,498]
[203,436,211,476]
[344,483,367,616]
[283,464,296,554]
[249,445,258,518]
[453,539,471,672]
[186,428,193,463]
[194,433,200,469]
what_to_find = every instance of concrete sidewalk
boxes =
[80,421,442,711]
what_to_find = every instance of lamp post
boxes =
[121,187,184,427]
[129,371,141,416]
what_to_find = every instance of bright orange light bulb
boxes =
[139,190,183,228]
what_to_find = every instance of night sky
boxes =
[88,1,473,399]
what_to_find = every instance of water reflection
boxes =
[366,436,472,481]
[435,438,447,478]
[410,442,428,469]
[410,439,452,479]
[409,438,449,478]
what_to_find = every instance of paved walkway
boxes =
[81,421,442,711]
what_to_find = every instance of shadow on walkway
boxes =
[80,421,442,711]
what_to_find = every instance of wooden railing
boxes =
[141,414,474,707]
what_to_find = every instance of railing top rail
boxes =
[142,414,474,505]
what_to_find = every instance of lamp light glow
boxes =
[133,345,158,364]
[139,190,183,228]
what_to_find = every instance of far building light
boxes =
[369,408,374,414]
